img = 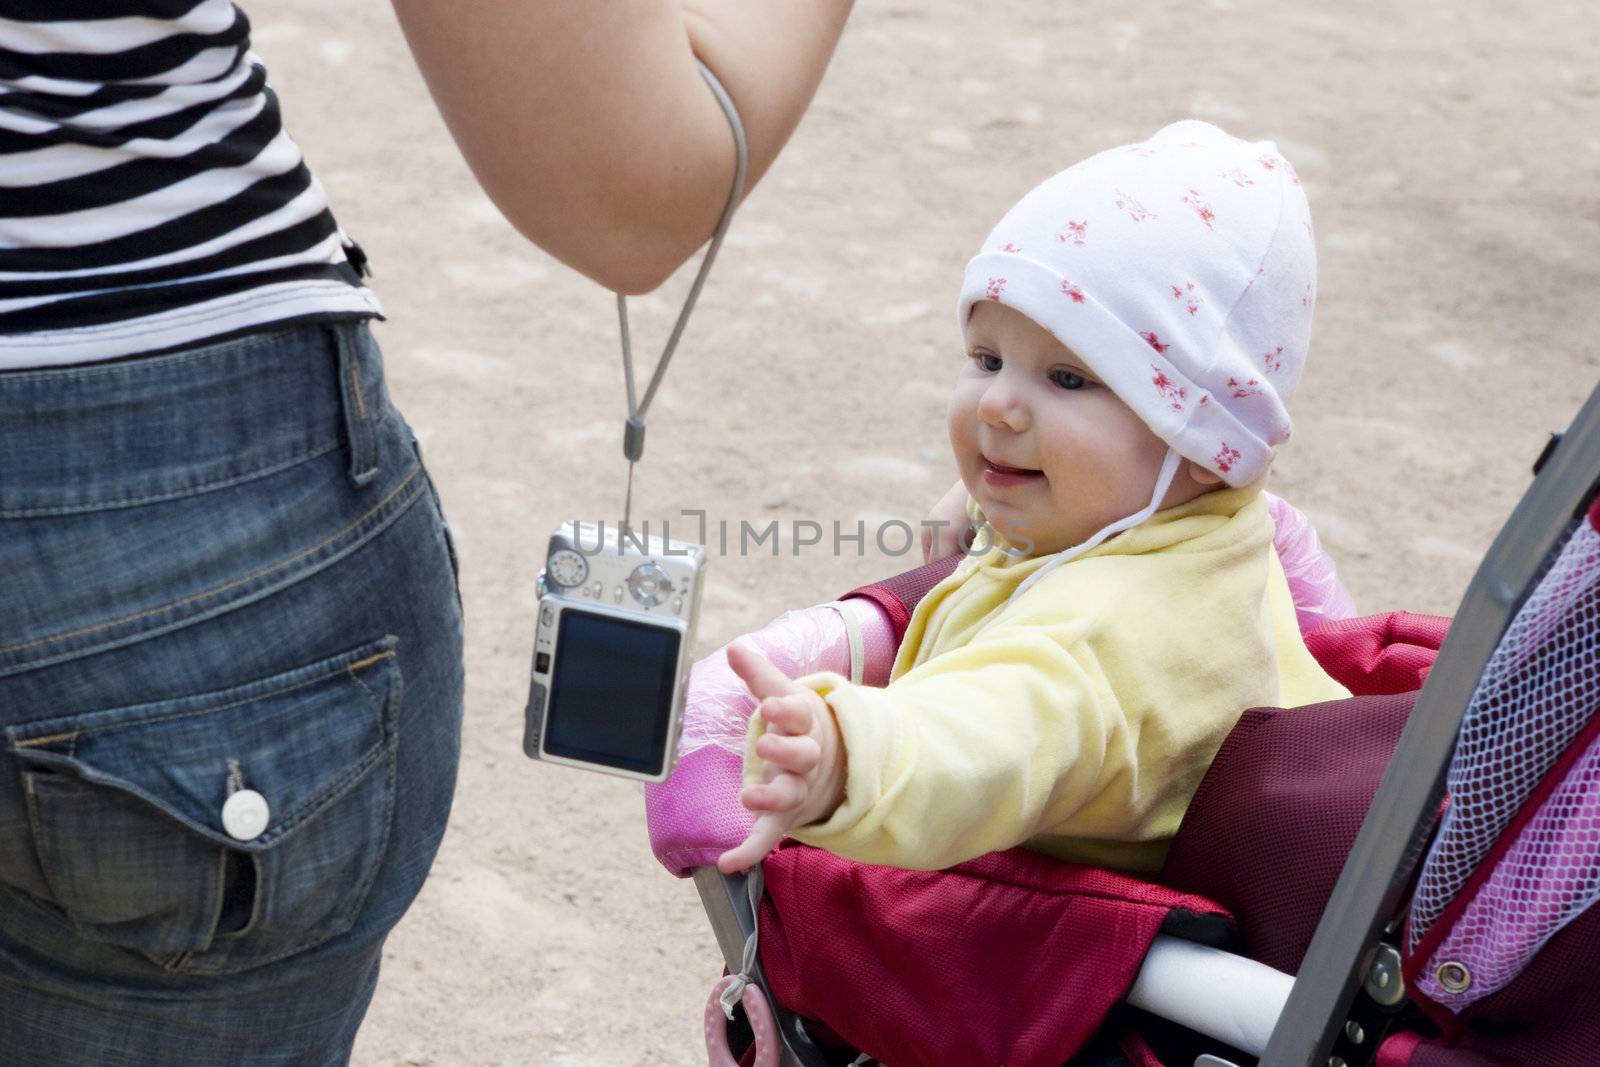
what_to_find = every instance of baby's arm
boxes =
[724,621,1147,872]
[1264,492,1357,629]
[716,643,847,873]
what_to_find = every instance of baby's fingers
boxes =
[716,813,787,874]
[739,773,807,814]
[758,692,819,736]
[727,641,798,701]
[755,732,821,776]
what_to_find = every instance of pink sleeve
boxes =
[840,596,900,688]
[1266,491,1358,631]
[643,597,895,877]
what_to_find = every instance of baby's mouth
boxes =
[982,457,1044,486]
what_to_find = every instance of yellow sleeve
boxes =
[766,623,1138,871]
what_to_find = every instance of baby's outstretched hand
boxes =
[715,642,845,874]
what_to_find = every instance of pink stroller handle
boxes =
[705,974,779,1067]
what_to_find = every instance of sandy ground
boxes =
[247,3,1600,1063]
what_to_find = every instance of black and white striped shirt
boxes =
[0,1,380,369]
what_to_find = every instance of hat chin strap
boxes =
[1006,448,1183,605]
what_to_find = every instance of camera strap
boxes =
[617,60,750,533]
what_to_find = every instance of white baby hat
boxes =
[957,119,1316,488]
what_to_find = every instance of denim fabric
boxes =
[0,323,464,1066]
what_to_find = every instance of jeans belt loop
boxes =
[331,323,379,488]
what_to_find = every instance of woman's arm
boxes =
[388,0,853,294]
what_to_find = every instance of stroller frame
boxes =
[1263,383,1600,1065]
[695,381,1600,1067]
[696,866,839,1067]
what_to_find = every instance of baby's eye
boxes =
[972,352,1002,372]
[1051,369,1088,390]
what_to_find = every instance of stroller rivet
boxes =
[1345,1020,1366,1044]
[1329,1057,1348,1067]
[1436,961,1472,994]
[1363,944,1407,1006]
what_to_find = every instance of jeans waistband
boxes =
[0,323,386,518]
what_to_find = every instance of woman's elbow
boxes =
[495,175,730,296]
[573,237,698,296]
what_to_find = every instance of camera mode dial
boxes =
[546,549,589,589]
[627,561,674,608]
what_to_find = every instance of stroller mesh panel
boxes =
[1408,516,1600,1006]
[1416,722,1600,1010]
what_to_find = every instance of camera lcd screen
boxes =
[544,609,682,774]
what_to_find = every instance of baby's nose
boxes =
[978,382,1029,430]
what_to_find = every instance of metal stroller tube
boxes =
[1126,935,1294,1057]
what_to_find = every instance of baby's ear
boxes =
[1186,460,1225,487]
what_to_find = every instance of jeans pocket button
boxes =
[222,789,270,842]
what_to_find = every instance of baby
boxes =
[718,120,1350,875]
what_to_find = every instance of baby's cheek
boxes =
[946,399,975,464]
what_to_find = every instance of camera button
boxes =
[672,596,684,614]
[540,605,554,627]
[614,586,624,604]
[627,562,673,608]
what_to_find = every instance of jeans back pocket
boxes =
[7,638,400,974]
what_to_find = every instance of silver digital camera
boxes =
[523,521,706,782]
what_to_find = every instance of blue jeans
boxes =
[0,324,464,1066]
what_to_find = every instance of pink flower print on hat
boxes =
[1183,188,1216,230]
[1263,345,1284,373]
[1141,331,1171,354]
[1062,279,1085,303]
[1000,241,1023,253]
[1258,153,1278,172]
[1151,365,1188,412]
[1172,281,1201,316]
[1227,377,1262,399]
[1056,219,1088,246]
[985,277,1007,301]
[1220,167,1255,187]
[1214,443,1242,473]
[1115,189,1156,222]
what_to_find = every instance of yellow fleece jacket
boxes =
[751,485,1349,873]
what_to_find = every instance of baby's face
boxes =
[948,302,1172,556]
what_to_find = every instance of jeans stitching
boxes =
[13,731,78,749]
[346,354,367,421]
[0,328,298,384]
[200,847,228,956]
[0,467,420,657]
[11,652,395,746]
[0,441,343,519]
[344,660,385,710]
